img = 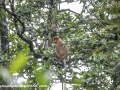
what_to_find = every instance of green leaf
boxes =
[71,76,83,84]
[35,69,49,90]
[9,51,28,74]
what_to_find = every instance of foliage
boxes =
[0,0,120,90]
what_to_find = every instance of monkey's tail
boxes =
[63,60,66,90]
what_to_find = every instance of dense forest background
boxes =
[0,0,120,90]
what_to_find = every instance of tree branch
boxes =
[3,2,43,58]
[58,9,80,15]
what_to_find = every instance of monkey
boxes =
[53,36,68,61]
[53,36,68,90]
[51,18,57,30]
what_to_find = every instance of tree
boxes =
[0,0,120,90]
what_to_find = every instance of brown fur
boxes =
[53,36,68,61]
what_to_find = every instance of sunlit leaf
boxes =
[9,51,28,74]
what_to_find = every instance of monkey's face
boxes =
[53,36,59,44]
[53,39,57,44]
